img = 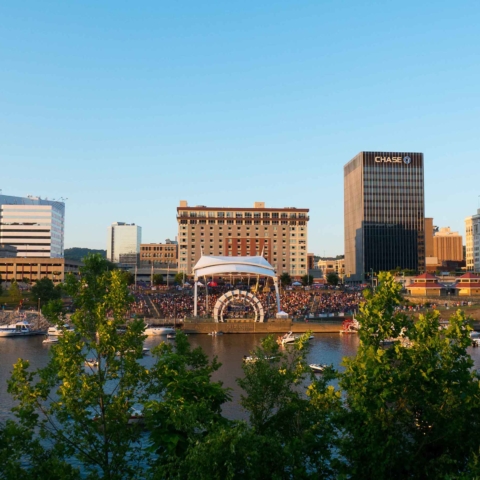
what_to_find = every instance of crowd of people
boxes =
[128,287,361,320]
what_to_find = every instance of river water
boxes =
[2,333,480,422]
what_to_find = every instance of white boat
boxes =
[47,324,74,336]
[208,331,224,336]
[242,354,277,363]
[116,347,150,356]
[144,325,176,336]
[310,363,327,373]
[166,333,176,339]
[42,336,59,344]
[470,331,480,339]
[0,321,33,337]
[277,332,313,346]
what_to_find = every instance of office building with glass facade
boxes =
[107,222,142,263]
[0,195,65,258]
[344,152,425,282]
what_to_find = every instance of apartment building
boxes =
[107,222,141,263]
[177,201,309,277]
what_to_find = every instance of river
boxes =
[1,333,480,422]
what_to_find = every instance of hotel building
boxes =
[140,240,178,266]
[107,222,142,264]
[433,227,463,263]
[0,194,65,258]
[465,209,480,272]
[177,201,309,277]
[344,152,425,282]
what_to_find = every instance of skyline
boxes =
[1,1,480,255]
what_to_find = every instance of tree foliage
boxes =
[8,280,22,305]
[326,272,339,286]
[152,273,163,286]
[279,272,291,287]
[174,272,185,285]
[31,278,62,305]
[301,274,314,286]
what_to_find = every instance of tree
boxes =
[145,331,231,479]
[152,274,163,286]
[301,274,314,286]
[8,254,152,479]
[339,272,480,479]
[279,272,291,287]
[174,272,185,285]
[123,271,135,286]
[31,278,61,305]
[326,272,339,286]
[8,281,22,306]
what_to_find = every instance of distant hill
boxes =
[65,248,107,262]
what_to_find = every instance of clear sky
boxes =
[1,1,479,255]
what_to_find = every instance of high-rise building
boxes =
[107,222,141,263]
[344,152,425,282]
[0,194,65,258]
[177,201,309,277]
[425,217,434,257]
[433,227,463,263]
[465,209,480,272]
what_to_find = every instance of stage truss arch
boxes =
[213,289,265,323]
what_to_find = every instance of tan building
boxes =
[177,201,309,277]
[465,209,480,272]
[425,218,434,257]
[433,227,463,263]
[140,240,178,266]
[318,258,345,278]
[0,258,82,283]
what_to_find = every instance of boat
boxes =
[85,359,99,367]
[208,331,224,336]
[47,324,74,336]
[276,332,313,346]
[0,321,35,337]
[242,354,277,363]
[42,336,59,344]
[144,325,176,336]
[340,318,360,334]
[115,347,150,356]
[309,363,328,373]
[166,333,176,339]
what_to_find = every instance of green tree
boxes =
[174,272,185,285]
[145,331,231,479]
[301,274,314,286]
[279,272,291,287]
[8,281,22,306]
[326,272,339,286]
[339,272,480,479]
[31,278,62,306]
[123,271,135,286]
[8,254,151,479]
[152,273,163,286]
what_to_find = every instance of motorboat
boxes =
[166,333,176,339]
[340,318,360,334]
[85,359,99,367]
[277,332,313,346]
[208,331,224,336]
[42,336,59,344]
[242,354,277,364]
[47,324,74,336]
[144,325,176,336]
[309,363,327,374]
[0,321,34,337]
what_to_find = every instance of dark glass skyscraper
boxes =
[344,152,425,282]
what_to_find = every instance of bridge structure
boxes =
[192,255,285,322]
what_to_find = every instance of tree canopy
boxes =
[31,277,62,305]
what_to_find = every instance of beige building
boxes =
[433,227,463,263]
[177,201,309,277]
[140,240,178,266]
[318,258,345,278]
[425,218,434,257]
[0,258,82,283]
[466,209,480,272]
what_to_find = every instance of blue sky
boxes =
[1,1,479,255]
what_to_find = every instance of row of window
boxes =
[179,211,307,219]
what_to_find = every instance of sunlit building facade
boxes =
[344,152,425,282]
[107,222,142,263]
[0,194,65,258]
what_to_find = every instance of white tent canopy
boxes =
[191,255,281,318]
[193,255,276,279]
